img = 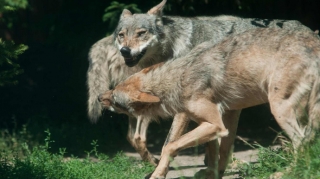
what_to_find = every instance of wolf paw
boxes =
[145,171,166,179]
[194,168,219,179]
[144,172,153,179]
[150,157,160,166]
[145,174,165,179]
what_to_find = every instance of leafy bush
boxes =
[0,0,28,86]
[0,0,28,12]
[103,1,141,28]
[0,123,35,158]
[0,39,28,86]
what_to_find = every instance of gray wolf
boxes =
[99,28,320,179]
[87,0,313,168]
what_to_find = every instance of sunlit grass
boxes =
[238,133,320,179]
[282,136,320,179]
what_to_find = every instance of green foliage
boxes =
[238,143,292,178]
[0,123,35,158]
[0,130,154,179]
[0,0,28,86]
[282,136,320,179]
[238,134,320,179]
[0,0,28,13]
[103,1,141,28]
[0,39,28,86]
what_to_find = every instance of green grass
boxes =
[0,123,38,158]
[2,116,320,179]
[238,143,292,178]
[238,134,320,179]
[0,130,154,179]
[282,136,320,179]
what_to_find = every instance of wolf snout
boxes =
[98,93,110,102]
[98,94,112,108]
[120,47,132,58]
[98,94,104,102]
[121,46,140,67]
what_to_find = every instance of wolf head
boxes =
[114,0,166,67]
[99,76,160,115]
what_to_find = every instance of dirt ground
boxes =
[125,147,259,179]
[124,134,281,179]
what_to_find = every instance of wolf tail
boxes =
[87,89,103,123]
[87,37,115,122]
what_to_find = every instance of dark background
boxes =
[0,0,319,155]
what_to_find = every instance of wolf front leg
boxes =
[127,116,159,166]
[149,122,228,179]
[149,100,228,179]
[161,113,190,155]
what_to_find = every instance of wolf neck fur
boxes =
[161,17,194,58]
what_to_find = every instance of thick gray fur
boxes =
[87,15,311,121]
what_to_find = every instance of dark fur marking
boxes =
[251,18,274,28]
[276,22,284,28]
[251,20,267,28]
[227,23,236,35]
[262,19,273,26]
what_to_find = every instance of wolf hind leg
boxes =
[269,96,306,149]
[218,110,241,177]
[202,110,241,178]
[304,109,320,144]
[303,78,320,144]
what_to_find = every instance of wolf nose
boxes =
[120,47,131,58]
[98,94,103,102]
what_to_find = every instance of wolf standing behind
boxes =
[87,0,313,168]
[100,28,320,179]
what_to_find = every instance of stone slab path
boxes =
[125,147,260,179]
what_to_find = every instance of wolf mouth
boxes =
[124,49,147,67]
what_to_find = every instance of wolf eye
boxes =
[111,94,116,101]
[118,33,124,38]
[137,30,147,37]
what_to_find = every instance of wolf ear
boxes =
[135,92,160,103]
[129,92,160,112]
[121,9,133,18]
[147,0,166,16]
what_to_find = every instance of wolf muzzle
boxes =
[120,46,146,67]
[120,47,137,67]
[120,47,131,58]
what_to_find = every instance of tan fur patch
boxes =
[141,62,164,74]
